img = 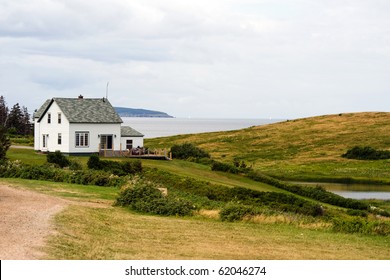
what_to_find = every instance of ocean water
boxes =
[122,117,283,139]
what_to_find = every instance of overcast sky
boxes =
[1,0,389,119]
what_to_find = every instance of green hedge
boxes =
[87,154,142,176]
[47,151,70,168]
[220,203,260,222]
[170,143,210,159]
[247,170,369,211]
[0,161,127,187]
[142,168,325,217]
[332,217,390,236]
[115,179,194,216]
[342,146,390,160]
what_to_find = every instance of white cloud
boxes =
[0,0,389,118]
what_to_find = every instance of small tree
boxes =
[0,96,8,127]
[0,125,11,160]
[6,103,24,135]
[21,106,32,135]
[170,143,210,159]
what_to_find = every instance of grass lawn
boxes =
[48,205,390,260]
[1,178,389,260]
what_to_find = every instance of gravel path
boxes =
[0,185,69,260]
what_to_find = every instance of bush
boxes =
[211,160,252,174]
[332,217,371,234]
[0,160,126,187]
[211,161,240,174]
[87,154,142,176]
[115,179,194,216]
[342,146,390,160]
[0,126,10,160]
[47,151,70,168]
[87,154,101,169]
[346,209,368,218]
[142,168,325,217]
[247,170,369,211]
[220,203,259,222]
[68,159,83,171]
[332,217,390,235]
[170,143,210,159]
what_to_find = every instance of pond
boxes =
[292,182,390,200]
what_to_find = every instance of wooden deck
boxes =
[99,148,171,160]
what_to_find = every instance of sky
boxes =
[0,0,389,119]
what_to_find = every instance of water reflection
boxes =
[293,182,390,200]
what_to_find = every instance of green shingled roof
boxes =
[38,97,123,123]
[33,99,51,119]
[121,126,144,137]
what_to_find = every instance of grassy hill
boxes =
[3,113,390,259]
[146,112,390,183]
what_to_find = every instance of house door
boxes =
[42,134,49,150]
[100,135,113,150]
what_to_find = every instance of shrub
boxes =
[68,159,83,171]
[342,146,390,160]
[332,217,371,234]
[87,154,142,176]
[0,126,10,160]
[220,203,259,222]
[247,170,369,211]
[87,154,101,169]
[170,143,210,159]
[211,160,252,174]
[346,209,368,218]
[332,217,390,235]
[0,160,126,187]
[47,151,70,168]
[211,161,240,174]
[142,168,325,217]
[115,179,194,216]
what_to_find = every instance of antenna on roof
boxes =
[106,81,109,100]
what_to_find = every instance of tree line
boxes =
[0,95,32,136]
[1,95,32,160]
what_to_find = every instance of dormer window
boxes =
[48,113,51,124]
[58,113,62,124]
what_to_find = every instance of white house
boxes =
[34,96,144,155]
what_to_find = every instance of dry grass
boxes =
[47,205,390,260]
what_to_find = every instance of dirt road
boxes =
[0,185,68,260]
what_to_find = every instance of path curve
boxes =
[0,185,69,259]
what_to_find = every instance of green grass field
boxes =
[145,112,390,183]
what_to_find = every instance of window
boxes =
[48,113,51,124]
[58,133,62,145]
[126,139,133,150]
[58,113,62,124]
[75,132,89,147]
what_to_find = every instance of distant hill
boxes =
[114,107,173,118]
[145,112,390,182]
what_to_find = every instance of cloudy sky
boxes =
[0,0,389,119]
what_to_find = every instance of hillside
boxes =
[114,107,173,118]
[145,112,390,182]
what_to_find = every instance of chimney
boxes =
[78,95,84,99]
